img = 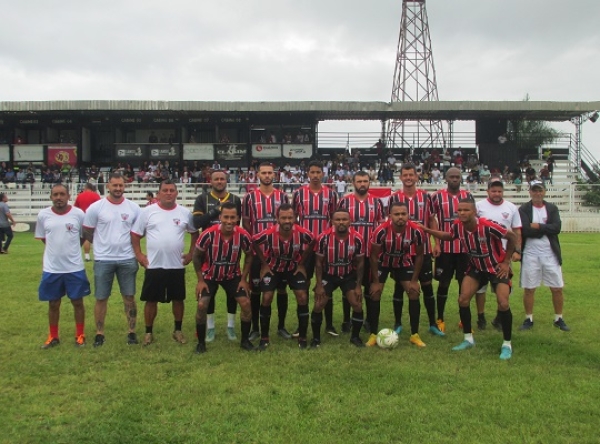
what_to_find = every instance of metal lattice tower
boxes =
[387,0,445,151]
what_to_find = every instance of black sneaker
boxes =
[341,321,351,333]
[350,336,365,348]
[477,318,487,330]
[240,340,256,351]
[127,332,138,345]
[277,328,292,340]
[248,330,260,342]
[291,328,300,338]
[310,338,321,349]
[520,319,534,331]
[491,317,502,331]
[195,342,207,354]
[553,318,571,331]
[325,326,339,337]
[93,334,105,348]
[41,336,60,349]
[258,338,270,351]
[298,339,308,350]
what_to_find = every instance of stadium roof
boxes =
[1,100,599,122]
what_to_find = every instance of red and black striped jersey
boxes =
[430,189,473,254]
[337,193,385,254]
[451,217,508,274]
[242,188,289,235]
[253,224,314,273]
[315,227,364,276]
[371,220,425,268]
[389,189,434,254]
[195,225,253,281]
[292,185,338,234]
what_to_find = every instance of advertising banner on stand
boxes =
[13,144,44,162]
[48,145,78,166]
[183,143,214,161]
[282,144,313,159]
[251,144,281,159]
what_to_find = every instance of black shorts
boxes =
[260,269,308,292]
[434,253,469,283]
[466,266,512,293]
[140,268,186,303]
[411,254,433,282]
[304,254,315,281]
[378,266,415,283]
[322,273,357,298]
[201,276,248,300]
[250,260,288,292]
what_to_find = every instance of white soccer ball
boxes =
[376,328,399,349]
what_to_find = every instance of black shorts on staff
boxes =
[141,268,186,303]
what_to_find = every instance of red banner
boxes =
[48,145,78,167]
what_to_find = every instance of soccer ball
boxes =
[376,328,399,349]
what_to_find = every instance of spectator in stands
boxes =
[546,155,555,184]
[148,131,158,143]
[25,168,36,188]
[430,166,442,184]
[479,165,491,184]
[41,168,53,188]
[3,167,16,185]
[16,169,27,189]
[525,163,536,183]
[502,165,511,183]
[539,164,551,186]
[466,171,477,192]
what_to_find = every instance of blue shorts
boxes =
[38,270,91,302]
[93,259,139,300]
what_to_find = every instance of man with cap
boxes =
[518,180,570,331]
[475,177,522,330]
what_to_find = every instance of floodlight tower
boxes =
[387,0,445,151]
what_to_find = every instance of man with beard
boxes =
[475,177,521,330]
[311,209,366,348]
[242,162,290,341]
[131,180,199,346]
[83,173,141,347]
[252,204,315,350]
[389,163,444,344]
[193,202,256,353]
[337,171,385,336]
[291,160,338,337]
[430,167,473,333]
[192,169,242,342]
[369,202,425,347]
[422,198,518,360]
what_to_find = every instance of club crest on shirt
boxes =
[173,218,181,225]
[65,223,75,232]
[348,245,355,253]
[121,213,130,221]
[501,212,510,219]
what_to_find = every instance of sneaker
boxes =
[394,324,403,335]
[205,328,215,343]
[350,336,365,348]
[127,332,138,345]
[41,336,60,349]
[298,339,308,350]
[519,319,534,331]
[452,340,475,351]
[143,333,153,346]
[258,338,270,351]
[325,326,339,337]
[249,330,260,342]
[341,321,351,333]
[240,340,256,351]
[172,330,187,344]
[226,327,237,341]
[93,334,105,348]
[277,328,292,340]
[75,334,86,347]
[195,342,207,354]
[436,319,445,333]
[291,328,300,339]
[429,325,445,337]
[366,333,377,347]
[310,338,321,349]
[477,318,487,330]
[499,345,512,360]
[409,333,426,348]
[553,318,571,332]
[491,317,502,332]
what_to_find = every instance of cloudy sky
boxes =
[2,0,600,157]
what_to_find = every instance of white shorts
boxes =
[520,253,564,289]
